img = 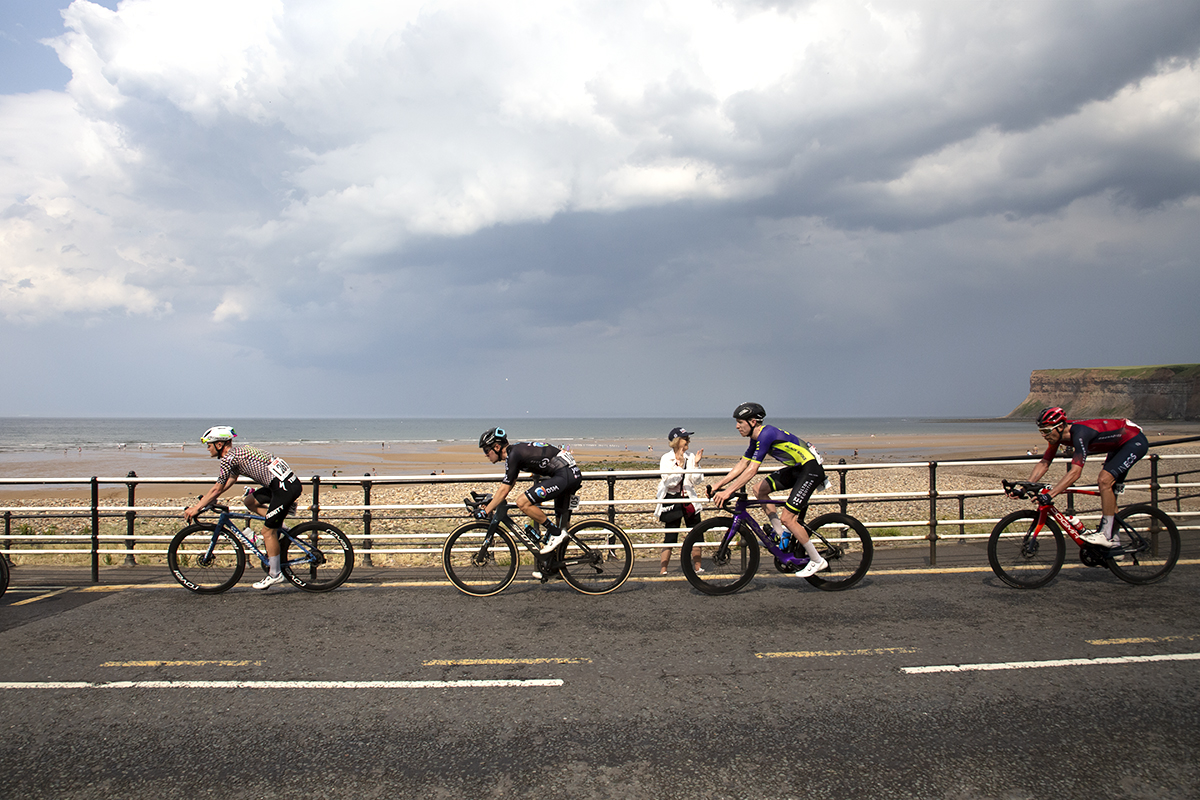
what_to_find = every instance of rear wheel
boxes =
[681,517,759,595]
[281,521,355,592]
[442,523,519,596]
[559,520,633,595]
[168,524,246,594]
[987,510,1064,589]
[1105,505,1180,585]
[802,513,873,591]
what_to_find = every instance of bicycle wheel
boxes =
[802,513,873,591]
[681,516,760,595]
[0,554,9,599]
[987,510,1065,589]
[281,521,355,592]
[442,523,519,597]
[559,520,633,595]
[1105,505,1180,585]
[168,524,246,594]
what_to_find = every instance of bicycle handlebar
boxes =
[1002,480,1050,500]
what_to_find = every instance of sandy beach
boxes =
[3,422,1198,500]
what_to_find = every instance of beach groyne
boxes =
[1008,364,1200,421]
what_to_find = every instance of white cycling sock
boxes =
[1100,516,1115,539]
[802,540,821,562]
[767,515,784,536]
[269,555,280,576]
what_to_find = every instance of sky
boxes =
[1,0,1198,420]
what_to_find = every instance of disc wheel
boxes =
[442,523,519,596]
[559,520,633,595]
[168,523,246,594]
[1105,505,1180,585]
[681,517,759,595]
[802,513,873,591]
[281,521,355,592]
[987,510,1065,589]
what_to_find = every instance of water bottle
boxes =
[244,527,259,549]
[1064,515,1084,534]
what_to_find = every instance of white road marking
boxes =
[0,679,564,690]
[902,652,1200,674]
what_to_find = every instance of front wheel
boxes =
[1106,505,1180,585]
[802,513,873,591]
[681,517,760,595]
[281,521,355,592]
[559,520,633,595]
[442,523,519,596]
[987,510,1065,589]
[168,523,246,594]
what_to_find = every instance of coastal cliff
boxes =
[1007,364,1200,421]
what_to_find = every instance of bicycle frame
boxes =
[717,490,812,568]
[465,492,599,571]
[197,505,323,569]
[1002,481,1117,552]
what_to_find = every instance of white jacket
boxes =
[654,451,704,518]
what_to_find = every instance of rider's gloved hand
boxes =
[473,508,489,520]
[1036,490,1052,506]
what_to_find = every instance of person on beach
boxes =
[476,427,582,560]
[184,426,301,590]
[655,427,705,575]
[710,402,828,578]
[1027,407,1149,547]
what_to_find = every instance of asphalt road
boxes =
[2,561,1198,799]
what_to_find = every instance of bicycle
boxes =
[0,553,8,599]
[679,488,873,595]
[442,490,633,596]
[988,479,1180,589]
[167,503,354,593]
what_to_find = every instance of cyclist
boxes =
[1028,407,1149,547]
[184,426,302,590]
[477,427,581,557]
[710,402,828,578]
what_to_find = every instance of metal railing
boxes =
[2,453,1197,583]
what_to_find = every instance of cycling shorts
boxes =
[523,465,583,521]
[250,475,302,529]
[765,460,826,516]
[1099,432,1149,484]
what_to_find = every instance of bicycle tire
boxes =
[168,523,246,594]
[442,522,519,597]
[681,516,759,595]
[0,554,9,599]
[987,510,1065,589]
[281,521,355,592]
[559,519,633,595]
[1105,505,1180,585]
[802,513,873,591]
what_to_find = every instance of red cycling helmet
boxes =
[1036,407,1067,428]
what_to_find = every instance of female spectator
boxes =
[654,427,704,575]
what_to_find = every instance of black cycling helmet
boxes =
[1036,407,1067,428]
[732,402,766,423]
[479,427,508,450]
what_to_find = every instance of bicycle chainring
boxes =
[1079,547,1106,568]
[773,556,800,574]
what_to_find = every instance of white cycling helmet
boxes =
[200,426,237,444]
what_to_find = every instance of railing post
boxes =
[311,475,321,521]
[927,462,938,567]
[124,471,138,566]
[958,494,965,538]
[90,476,100,583]
[3,510,12,568]
[361,477,373,567]
[607,472,616,524]
[1149,454,1159,510]
[838,468,848,515]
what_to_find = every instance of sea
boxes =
[0,417,1024,453]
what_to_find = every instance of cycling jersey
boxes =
[501,442,574,485]
[217,445,294,487]
[743,425,818,467]
[1041,419,1145,467]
